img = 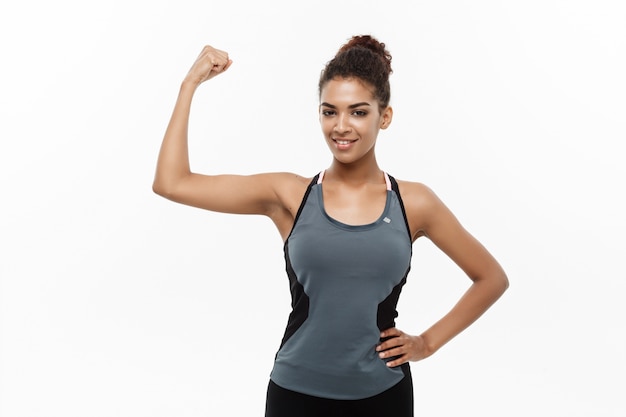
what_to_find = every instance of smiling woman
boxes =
[152,34,508,417]
[319,78,392,168]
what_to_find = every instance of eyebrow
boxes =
[320,102,371,109]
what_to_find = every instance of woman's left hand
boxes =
[376,327,430,367]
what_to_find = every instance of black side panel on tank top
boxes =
[277,174,319,351]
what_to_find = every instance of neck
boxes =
[325,159,383,186]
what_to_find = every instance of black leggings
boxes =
[265,366,414,417]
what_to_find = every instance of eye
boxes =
[321,109,336,116]
[352,110,368,117]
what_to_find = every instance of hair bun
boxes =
[338,35,392,75]
[319,34,393,108]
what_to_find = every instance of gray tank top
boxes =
[270,171,413,400]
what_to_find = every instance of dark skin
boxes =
[153,45,509,368]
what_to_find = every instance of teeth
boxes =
[336,140,352,145]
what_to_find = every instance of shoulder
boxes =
[393,179,450,240]
[268,172,315,193]
[250,171,314,208]
[262,172,316,240]
[394,179,440,210]
[263,171,316,212]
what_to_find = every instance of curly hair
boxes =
[319,35,393,109]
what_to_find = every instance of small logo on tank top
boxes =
[383,217,391,223]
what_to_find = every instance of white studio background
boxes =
[1,1,624,416]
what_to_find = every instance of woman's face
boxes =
[319,77,392,166]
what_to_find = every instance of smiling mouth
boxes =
[333,139,357,145]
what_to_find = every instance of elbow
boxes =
[152,182,162,195]
[152,179,165,197]
[496,270,510,296]
[152,169,191,199]
[477,266,509,299]
[152,178,174,199]
[488,259,509,295]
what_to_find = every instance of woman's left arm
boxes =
[377,182,509,367]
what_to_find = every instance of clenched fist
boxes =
[184,45,232,86]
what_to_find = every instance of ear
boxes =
[380,106,393,129]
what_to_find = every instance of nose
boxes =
[333,114,352,135]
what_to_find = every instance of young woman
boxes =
[153,35,508,417]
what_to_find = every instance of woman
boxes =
[153,35,508,417]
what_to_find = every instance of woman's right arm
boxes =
[152,45,287,217]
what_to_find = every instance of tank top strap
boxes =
[383,172,392,191]
[386,173,412,240]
